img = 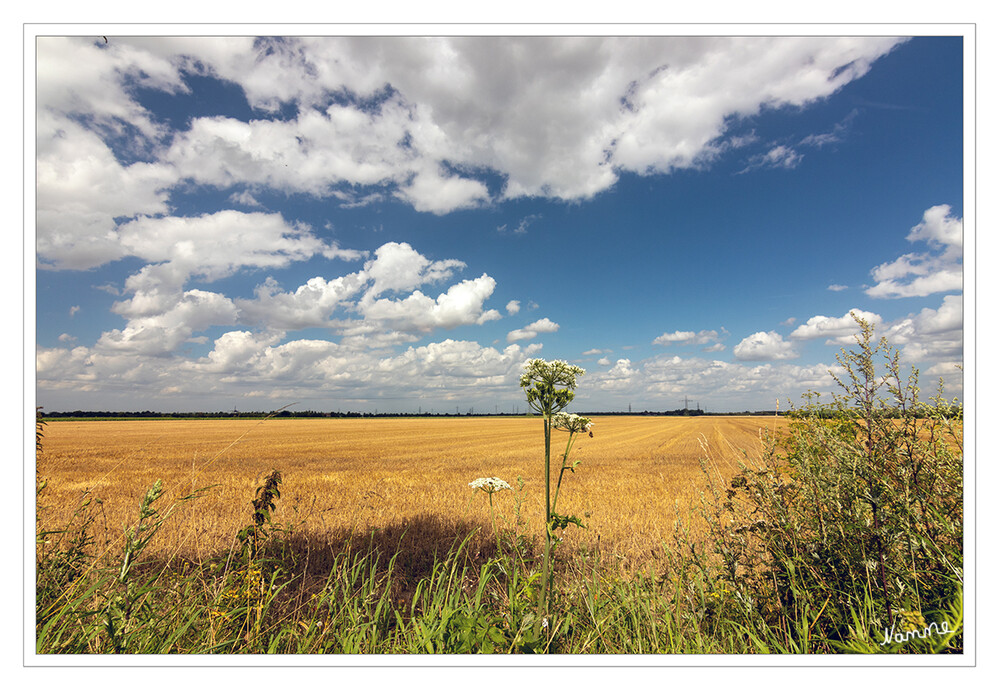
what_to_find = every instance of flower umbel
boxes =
[469,477,513,495]
[552,412,594,436]
[519,359,585,417]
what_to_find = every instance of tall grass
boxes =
[35,321,962,654]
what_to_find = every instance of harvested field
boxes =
[36,415,786,572]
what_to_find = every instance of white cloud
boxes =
[229,190,263,207]
[97,289,239,355]
[883,295,963,363]
[118,211,362,289]
[733,331,797,361]
[591,358,638,391]
[43,333,544,406]
[507,317,560,343]
[827,284,848,292]
[653,329,723,346]
[906,204,963,249]
[36,118,177,270]
[190,330,286,374]
[69,306,80,317]
[499,214,541,235]
[800,110,857,149]
[506,300,521,315]
[581,353,852,411]
[36,36,187,141]
[38,36,904,222]
[85,237,500,363]
[866,205,963,298]
[236,275,368,330]
[583,348,612,356]
[738,145,803,173]
[789,309,882,343]
[359,274,502,333]
[653,330,695,344]
[597,357,611,366]
[392,164,491,214]
[360,241,464,300]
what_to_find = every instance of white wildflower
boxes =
[552,412,594,435]
[469,477,513,494]
[519,359,585,389]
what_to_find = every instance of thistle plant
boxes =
[519,358,589,618]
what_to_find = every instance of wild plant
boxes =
[519,358,591,626]
[468,476,513,558]
[212,469,292,647]
[467,476,545,652]
[697,314,963,652]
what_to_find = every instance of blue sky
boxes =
[33,33,967,413]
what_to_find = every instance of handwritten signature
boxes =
[880,620,954,646]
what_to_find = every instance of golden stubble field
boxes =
[36,415,786,572]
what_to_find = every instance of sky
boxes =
[32,32,968,414]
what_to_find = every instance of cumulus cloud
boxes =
[653,330,696,344]
[883,294,963,363]
[507,317,560,343]
[506,300,521,315]
[236,275,368,330]
[733,331,798,361]
[360,241,464,300]
[827,284,848,292]
[43,333,544,406]
[37,35,905,229]
[116,211,361,290]
[789,309,882,344]
[83,237,503,364]
[36,118,177,270]
[97,289,239,355]
[579,353,851,411]
[866,205,963,298]
[359,274,502,333]
[653,329,724,346]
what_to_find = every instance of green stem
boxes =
[551,432,577,515]
[489,492,502,559]
[542,413,552,616]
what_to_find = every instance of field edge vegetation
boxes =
[35,318,963,655]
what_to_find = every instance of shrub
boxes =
[698,315,963,652]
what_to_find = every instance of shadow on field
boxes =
[266,513,542,603]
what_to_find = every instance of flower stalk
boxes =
[469,477,512,557]
[519,359,589,621]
